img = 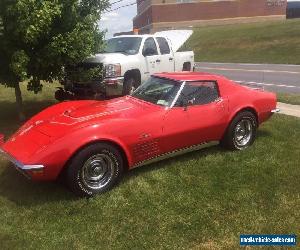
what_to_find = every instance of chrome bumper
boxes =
[0,148,44,178]
[103,76,124,85]
[271,108,280,113]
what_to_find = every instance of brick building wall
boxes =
[133,0,287,33]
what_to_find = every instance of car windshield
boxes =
[132,77,182,107]
[103,37,142,55]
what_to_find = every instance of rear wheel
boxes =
[67,143,124,197]
[221,111,257,150]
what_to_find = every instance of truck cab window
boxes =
[143,38,158,56]
[156,37,171,54]
[103,37,142,55]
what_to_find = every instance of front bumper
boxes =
[103,76,124,85]
[64,76,124,97]
[103,77,124,96]
[0,147,44,179]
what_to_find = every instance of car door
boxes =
[156,37,174,72]
[161,81,229,153]
[142,37,161,78]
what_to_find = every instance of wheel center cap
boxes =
[93,166,102,175]
[237,127,245,134]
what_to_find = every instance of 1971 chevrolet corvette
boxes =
[0,72,279,197]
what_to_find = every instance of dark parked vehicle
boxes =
[287,1,300,19]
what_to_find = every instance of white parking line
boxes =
[198,66,300,75]
[235,80,300,89]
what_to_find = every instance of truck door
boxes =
[156,37,174,72]
[142,37,161,78]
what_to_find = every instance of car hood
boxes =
[29,97,156,138]
[85,53,128,64]
[66,98,133,119]
[2,97,158,163]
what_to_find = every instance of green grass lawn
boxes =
[277,92,300,106]
[0,83,59,136]
[183,19,300,64]
[0,84,300,249]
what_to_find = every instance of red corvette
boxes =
[0,72,278,196]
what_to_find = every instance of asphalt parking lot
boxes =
[195,62,300,94]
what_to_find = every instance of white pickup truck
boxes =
[58,30,194,99]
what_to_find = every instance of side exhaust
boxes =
[271,108,280,113]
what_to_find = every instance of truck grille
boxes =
[65,62,104,83]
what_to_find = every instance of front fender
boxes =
[30,124,132,180]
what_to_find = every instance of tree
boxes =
[0,0,109,120]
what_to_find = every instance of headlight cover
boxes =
[105,64,121,78]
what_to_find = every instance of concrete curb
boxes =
[277,102,300,118]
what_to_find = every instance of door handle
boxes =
[169,57,174,61]
[215,97,225,109]
[215,97,223,103]
[156,59,161,63]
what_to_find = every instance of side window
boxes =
[175,81,219,107]
[156,37,171,55]
[143,38,158,56]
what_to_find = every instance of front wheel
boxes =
[221,111,257,150]
[122,77,138,95]
[66,143,124,197]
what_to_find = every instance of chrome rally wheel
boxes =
[233,119,253,148]
[81,153,115,190]
[221,111,257,150]
[67,143,124,197]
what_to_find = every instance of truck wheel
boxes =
[55,88,66,101]
[67,143,124,197]
[122,77,138,95]
[221,111,257,150]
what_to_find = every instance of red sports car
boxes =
[0,72,279,197]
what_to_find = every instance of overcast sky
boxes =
[99,0,137,39]
[99,0,300,39]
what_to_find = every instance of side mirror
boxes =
[182,98,195,111]
[181,99,188,111]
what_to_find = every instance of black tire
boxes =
[221,111,257,150]
[55,88,66,102]
[66,143,124,197]
[122,77,138,95]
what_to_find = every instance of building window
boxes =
[266,0,285,7]
[176,0,195,3]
